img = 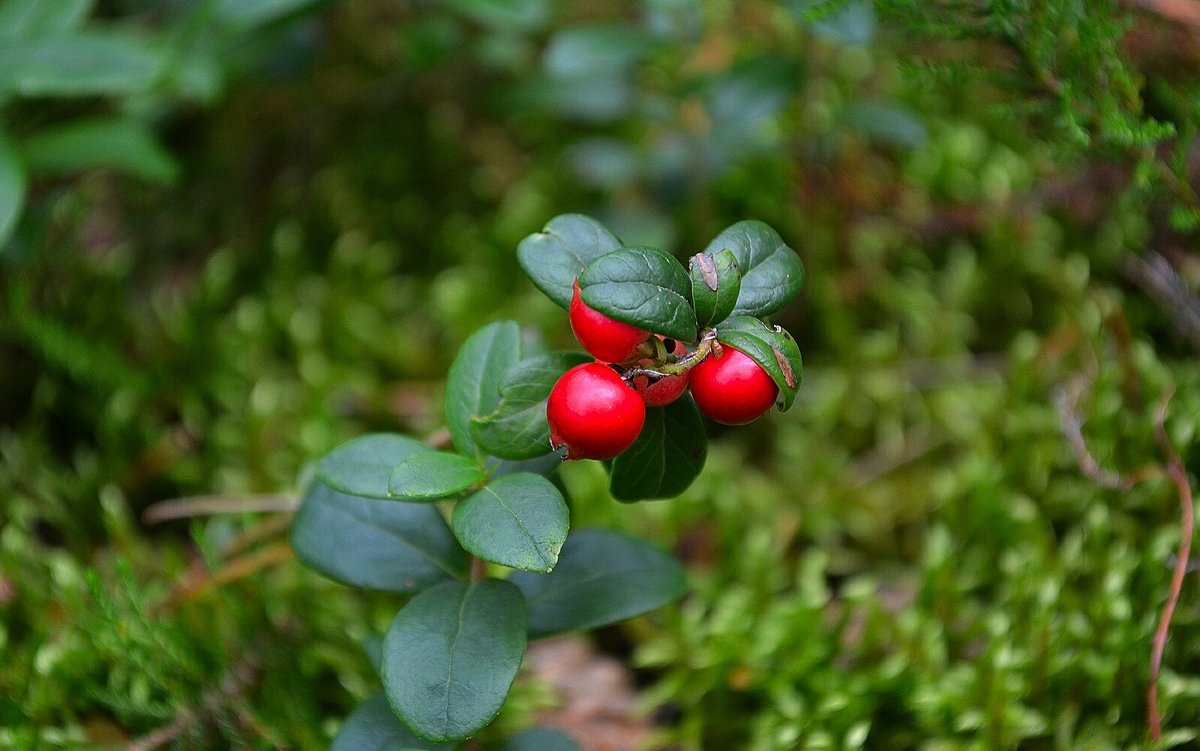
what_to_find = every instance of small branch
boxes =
[623,330,718,381]
[163,542,295,611]
[1122,252,1200,355]
[1148,390,1194,743]
[127,649,266,751]
[143,495,297,524]
[469,556,487,582]
[1056,377,1195,742]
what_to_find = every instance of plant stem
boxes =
[623,330,718,380]
[469,555,487,582]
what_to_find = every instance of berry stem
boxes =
[623,329,718,380]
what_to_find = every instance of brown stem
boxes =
[1148,390,1193,743]
[469,555,487,582]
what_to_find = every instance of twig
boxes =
[127,650,269,751]
[1148,390,1193,743]
[143,495,298,524]
[1123,252,1200,355]
[164,542,295,610]
[1055,377,1195,742]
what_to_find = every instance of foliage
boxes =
[2,0,1200,748]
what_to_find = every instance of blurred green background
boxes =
[3,0,1200,748]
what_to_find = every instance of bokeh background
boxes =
[4,0,1200,748]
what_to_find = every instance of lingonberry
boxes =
[569,281,650,363]
[631,337,689,407]
[547,362,646,460]
[688,345,778,425]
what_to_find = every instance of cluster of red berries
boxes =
[547,282,779,461]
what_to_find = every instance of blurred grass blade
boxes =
[0,128,25,247]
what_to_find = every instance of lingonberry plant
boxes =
[290,214,804,748]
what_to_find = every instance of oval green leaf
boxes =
[703,220,804,318]
[0,0,93,39]
[0,130,25,248]
[382,580,528,743]
[689,249,740,330]
[609,396,708,502]
[578,246,697,342]
[316,433,432,499]
[444,320,524,462]
[332,693,455,751]
[471,351,591,460]
[713,316,803,411]
[23,117,179,183]
[290,480,468,591]
[517,214,622,309]
[452,473,569,573]
[0,32,163,97]
[502,727,581,751]
[510,529,687,638]
[389,452,484,500]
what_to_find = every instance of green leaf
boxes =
[0,0,93,39]
[215,0,323,30]
[316,433,432,499]
[578,246,697,342]
[844,102,928,148]
[0,32,163,97]
[517,214,621,309]
[713,316,803,411]
[444,0,548,32]
[502,727,581,751]
[444,321,523,462]
[609,397,708,502]
[389,452,485,500]
[0,129,25,248]
[689,249,740,329]
[452,473,569,573]
[22,117,179,183]
[703,221,803,318]
[510,530,686,638]
[332,693,454,751]
[471,351,591,460]
[290,480,468,591]
[543,23,658,78]
[382,580,528,743]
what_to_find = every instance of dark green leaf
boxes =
[517,214,622,309]
[510,530,686,638]
[22,117,179,183]
[578,246,696,342]
[714,316,803,411]
[316,433,432,499]
[0,129,25,247]
[0,0,93,39]
[290,480,468,591]
[445,0,548,32]
[609,397,707,501]
[689,249,740,329]
[445,321,524,462]
[703,221,804,318]
[382,580,528,743]
[331,693,454,751]
[389,452,484,500]
[471,351,591,460]
[544,23,658,78]
[452,473,569,573]
[506,72,636,123]
[502,727,580,751]
[215,0,322,30]
[0,32,162,97]
[802,0,876,44]
[844,102,928,147]
[488,453,564,479]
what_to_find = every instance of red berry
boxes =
[547,363,646,460]
[688,346,778,425]
[631,337,689,407]
[569,281,650,363]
